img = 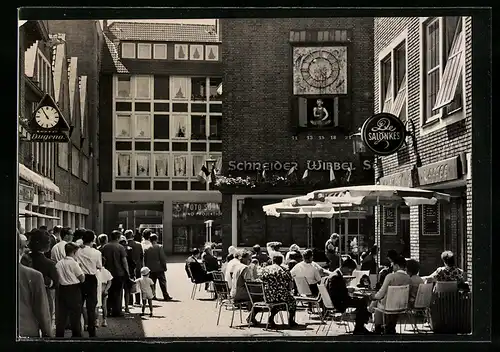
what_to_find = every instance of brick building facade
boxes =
[373,17,472,280]
[99,21,223,254]
[18,21,100,232]
[220,18,375,259]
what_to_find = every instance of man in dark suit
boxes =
[185,248,213,284]
[144,234,172,301]
[326,257,372,335]
[18,234,53,338]
[125,229,144,305]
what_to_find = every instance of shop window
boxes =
[135,76,151,99]
[121,43,136,59]
[137,43,152,59]
[191,78,207,101]
[209,116,222,140]
[154,76,170,100]
[191,116,206,139]
[208,77,222,100]
[153,44,167,60]
[117,76,131,98]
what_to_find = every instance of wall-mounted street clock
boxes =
[35,105,60,129]
[300,49,341,89]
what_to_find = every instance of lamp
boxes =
[350,128,366,155]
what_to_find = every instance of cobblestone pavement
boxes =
[68,258,431,339]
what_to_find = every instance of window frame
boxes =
[121,42,136,59]
[116,75,132,98]
[153,152,170,178]
[191,153,208,178]
[115,152,133,178]
[134,113,152,139]
[137,43,152,59]
[420,17,466,135]
[172,153,190,178]
[115,113,133,139]
[153,44,167,60]
[134,75,152,100]
[377,29,408,122]
[135,153,151,178]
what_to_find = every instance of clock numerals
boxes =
[35,106,60,129]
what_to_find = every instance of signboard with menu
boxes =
[172,202,222,220]
[383,207,397,235]
[422,204,440,235]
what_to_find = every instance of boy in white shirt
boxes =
[54,242,85,337]
[136,267,155,317]
[96,265,113,327]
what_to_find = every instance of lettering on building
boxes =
[227,160,362,172]
[417,156,460,186]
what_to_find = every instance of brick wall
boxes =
[98,74,113,193]
[373,17,472,281]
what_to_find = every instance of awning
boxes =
[19,208,60,220]
[18,163,60,194]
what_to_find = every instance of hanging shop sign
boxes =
[173,202,222,220]
[19,184,35,203]
[27,94,70,142]
[417,156,461,186]
[228,160,373,172]
[361,113,406,156]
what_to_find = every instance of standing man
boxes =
[125,229,143,305]
[51,227,73,263]
[46,225,61,259]
[100,230,130,317]
[325,233,340,271]
[18,234,53,338]
[144,234,172,301]
[75,230,102,337]
[141,229,153,252]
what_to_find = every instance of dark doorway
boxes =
[311,218,331,262]
[400,206,411,258]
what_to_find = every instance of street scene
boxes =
[17,14,476,340]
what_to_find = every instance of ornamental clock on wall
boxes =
[293,46,348,95]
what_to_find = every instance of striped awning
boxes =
[18,163,60,194]
[391,73,407,117]
[432,30,464,111]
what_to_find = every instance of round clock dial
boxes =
[300,50,341,89]
[35,106,60,129]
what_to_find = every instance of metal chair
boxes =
[293,277,322,317]
[186,264,204,300]
[316,284,351,335]
[245,281,287,330]
[374,285,410,334]
[213,280,247,327]
[407,283,434,333]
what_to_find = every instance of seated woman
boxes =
[425,251,464,284]
[406,259,424,306]
[285,244,303,263]
[252,255,298,328]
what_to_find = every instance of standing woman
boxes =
[325,233,340,271]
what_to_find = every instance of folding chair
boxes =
[316,284,351,335]
[434,281,457,293]
[407,283,433,333]
[293,277,322,317]
[245,281,287,330]
[213,280,247,327]
[374,285,410,334]
[186,265,204,300]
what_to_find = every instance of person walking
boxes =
[144,234,172,301]
[100,230,130,317]
[54,242,85,338]
[18,234,53,338]
[51,227,73,263]
[75,230,102,337]
[125,229,144,305]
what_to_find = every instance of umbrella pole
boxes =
[338,204,342,269]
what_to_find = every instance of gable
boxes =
[24,40,38,77]
[52,34,66,106]
[68,57,78,121]
[79,76,87,134]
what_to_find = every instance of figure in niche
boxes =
[208,48,215,60]
[311,99,331,127]
[178,46,185,59]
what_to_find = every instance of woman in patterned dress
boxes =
[425,251,465,283]
[256,255,298,328]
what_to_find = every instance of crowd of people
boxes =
[18,225,172,338]
[184,237,468,335]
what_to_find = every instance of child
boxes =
[96,263,113,327]
[136,267,154,317]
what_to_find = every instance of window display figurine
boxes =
[311,99,331,127]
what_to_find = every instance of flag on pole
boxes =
[197,165,210,184]
[287,165,296,176]
[302,169,309,179]
[346,167,352,183]
[329,167,336,181]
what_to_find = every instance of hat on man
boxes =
[140,267,151,276]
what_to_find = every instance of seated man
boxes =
[369,255,412,334]
[406,259,424,306]
[185,248,212,284]
[290,249,322,296]
[376,249,399,290]
[252,244,270,265]
[326,257,372,335]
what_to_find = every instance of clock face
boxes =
[35,106,60,129]
[300,49,341,89]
